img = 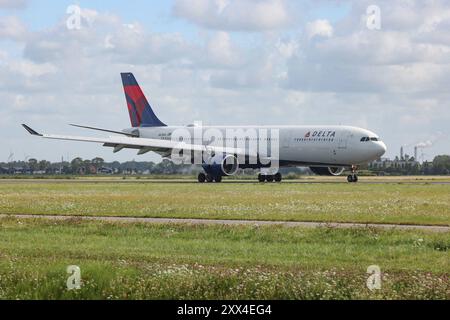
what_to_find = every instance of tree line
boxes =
[1,155,450,176]
[0,158,197,175]
[368,155,450,176]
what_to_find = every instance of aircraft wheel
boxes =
[206,174,214,183]
[266,175,274,183]
[198,173,206,183]
[274,173,282,183]
[258,174,265,183]
[215,175,222,183]
[352,174,359,183]
[347,175,354,183]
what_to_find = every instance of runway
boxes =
[1,214,448,233]
[1,179,450,185]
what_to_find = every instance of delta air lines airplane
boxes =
[23,73,387,183]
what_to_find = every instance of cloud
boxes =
[23,11,193,68]
[205,31,242,67]
[0,16,27,41]
[173,0,292,31]
[1,1,450,162]
[0,0,28,10]
[105,23,193,65]
[306,20,333,39]
[283,0,450,96]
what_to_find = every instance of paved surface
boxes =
[1,177,450,185]
[1,214,448,233]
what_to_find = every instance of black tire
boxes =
[352,174,359,183]
[215,175,222,183]
[266,175,274,183]
[274,173,282,183]
[258,174,265,183]
[347,175,354,183]
[198,173,206,183]
[206,174,214,183]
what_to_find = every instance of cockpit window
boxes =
[361,137,380,142]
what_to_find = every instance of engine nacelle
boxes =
[309,166,345,176]
[203,154,239,177]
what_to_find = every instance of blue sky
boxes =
[0,0,449,163]
[10,0,350,31]
[18,1,188,32]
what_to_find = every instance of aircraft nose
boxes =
[377,142,387,157]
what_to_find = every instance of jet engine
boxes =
[309,166,345,176]
[203,154,239,177]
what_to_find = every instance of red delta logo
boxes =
[305,132,311,138]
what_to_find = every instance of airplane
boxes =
[22,73,387,183]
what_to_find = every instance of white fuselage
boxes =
[127,125,387,167]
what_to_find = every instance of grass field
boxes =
[0,218,448,299]
[0,178,449,226]
[0,178,448,300]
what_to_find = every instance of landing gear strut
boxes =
[347,165,359,183]
[198,173,223,183]
[258,173,283,183]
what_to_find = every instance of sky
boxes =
[0,0,449,163]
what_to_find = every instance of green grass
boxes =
[0,179,448,299]
[0,218,448,300]
[0,181,449,226]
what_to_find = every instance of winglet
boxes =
[22,124,43,136]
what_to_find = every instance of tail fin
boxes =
[121,73,167,128]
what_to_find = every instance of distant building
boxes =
[13,167,32,175]
[0,167,10,174]
[369,157,420,171]
[370,144,423,172]
[98,167,113,174]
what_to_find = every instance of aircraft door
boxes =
[338,130,350,150]
[282,131,291,149]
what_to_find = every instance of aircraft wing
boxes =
[22,124,257,158]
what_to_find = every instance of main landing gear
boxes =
[347,165,359,183]
[258,173,282,183]
[198,173,222,183]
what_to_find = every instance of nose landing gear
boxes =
[347,165,359,183]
